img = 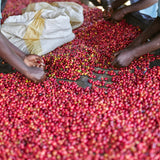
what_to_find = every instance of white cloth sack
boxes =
[1,2,84,56]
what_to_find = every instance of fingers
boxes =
[27,54,44,63]
[111,52,122,68]
[111,51,120,61]
[34,56,44,63]
[111,58,121,68]
[103,14,112,21]
[33,71,46,84]
[36,58,45,68]
[104,16,112,21]
[27,55,45,69]
[113,51,120,57]
[33,73,46,84]
[38,72,47,83]
[27,61,45,70]
[33,63,45,69]
[41,73,47,82]
[111,18,117,24]
[103,8,113,21]
[111,58,116,67]
[37,63,45,69]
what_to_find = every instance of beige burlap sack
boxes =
[1,2,84,56]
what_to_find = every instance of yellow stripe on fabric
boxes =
[23,9,45,55]
[51,2,59,7]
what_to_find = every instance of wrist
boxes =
[133,45,148,58]
[122,6,131,15]
[23,54,31,61]
[24,66,31,77]
[22,56,26,61]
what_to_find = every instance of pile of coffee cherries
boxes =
[0,0,159,159]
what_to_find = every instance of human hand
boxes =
[112,48,135,68]
[111,8,126,21]
[103,7,113,21]
[25,67,46,83]
[24,54,45,69]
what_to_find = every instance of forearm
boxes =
[0,33,28,74]
[124,0,158,14]
[112,0,128,10]
[134,33,160,58]
[0,32,26,60]
[135,17,160,43]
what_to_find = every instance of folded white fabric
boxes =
[1,2,84,56]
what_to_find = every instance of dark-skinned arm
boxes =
[112,17,160,68]
[112,0,158,21]
[134,32,160,58]
[0,32,28,73]
[124,0,158,14]
[131,17,160,47]
[0,32,45,68]
[0,32,46,83]
[112,0,128,10]
[1,32,26,60]
[112,32,160,68]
